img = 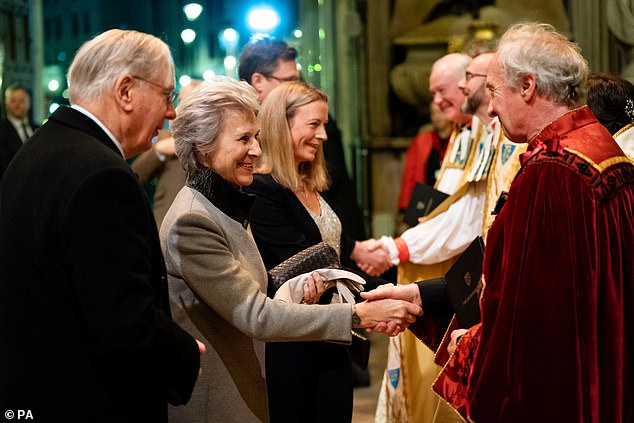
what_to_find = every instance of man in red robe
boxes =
[366,22,634,422]
[465,22,634,422]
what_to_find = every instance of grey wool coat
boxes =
[160,178,353,423]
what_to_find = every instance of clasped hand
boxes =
[358,283,423,336]
[301,274,423,337]
[351,239,392,276]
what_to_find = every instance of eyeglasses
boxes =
[465,71,487,82]
[132,75,178,104]
[265,74,301,83]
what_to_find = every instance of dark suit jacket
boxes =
[0,106,199,422]
[0,118,38,180]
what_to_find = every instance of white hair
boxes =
[67,29,172,104]
[496,22,588,106]
[170,77,259,175]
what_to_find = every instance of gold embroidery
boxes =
[564,147,632,172]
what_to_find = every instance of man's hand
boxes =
[355,299,422,336]
[360,284,423,335]
[351,239,392,276]
[447,329,468,355]
[361,283,422,308]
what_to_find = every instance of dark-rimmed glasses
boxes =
[132,75,178,104]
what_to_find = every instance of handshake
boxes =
[354,283,424,337]
[302,272,423,337]
[350,238,394,276]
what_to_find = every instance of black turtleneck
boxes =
[187,166,255,229]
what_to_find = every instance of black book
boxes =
[403,183,450,227]
[445,236,485,328]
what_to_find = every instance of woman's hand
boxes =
[302,271,326,305]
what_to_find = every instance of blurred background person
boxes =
[587,72,634,157]
[162,77,422,423]
[0,84,39,180]
[131,79,202,227]
[397,102,451,221]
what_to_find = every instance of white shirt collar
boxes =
[70,104,125,158]
[6,114,32,142]
[6,114,28,128]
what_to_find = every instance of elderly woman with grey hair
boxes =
[160,77,422,423]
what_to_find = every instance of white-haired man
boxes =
[0,30,203,422]
[371,22,634,422]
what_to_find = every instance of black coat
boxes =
[246,173,354,423]
[246,173,356,270]
[0,106,199,422]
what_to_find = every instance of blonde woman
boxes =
[246,81,388,422]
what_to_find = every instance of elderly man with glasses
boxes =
[0,29,203,422]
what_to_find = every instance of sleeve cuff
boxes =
[380,236,401,266]
[394,237,410,263]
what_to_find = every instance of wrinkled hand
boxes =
[447,329,468,355]
[361,283,422,307]
[361,284,422,334]
[351,239,392,276]
[355,299,422,336]
[302,271,326,305]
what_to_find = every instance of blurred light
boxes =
[224,55,237,69]
[57,51,67,62]
[224,55,237,78]
[293,29,303,38]
[48,79,60,92]
[296,63,303,71]
[219,27,240,52]
[223,28,239,44]
[183,3,203,21]
[179,75,192,87]
[307,65,314,73]
[318,29,326,40]
[247,7,280,32]
[314,63,322,72]
[49,102,60,114]
[181,29,197,44]
[62,89,69,99]
[202,70,216,80]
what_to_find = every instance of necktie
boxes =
[21,122,31,142]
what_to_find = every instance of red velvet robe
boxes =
[436,106,634,422]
